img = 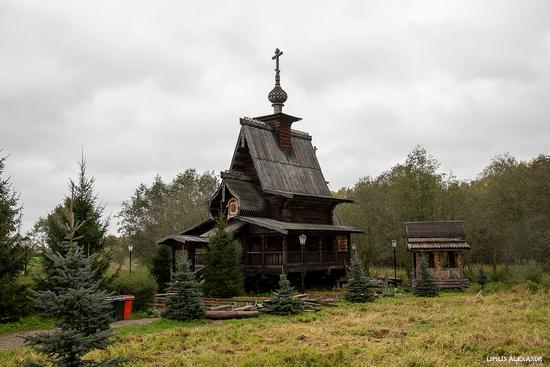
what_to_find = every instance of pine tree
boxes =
[476,267,487,289]
[268,274,304,315]
[26,203,122,367]
[0,154,26,322]
[150,245,172,292]
[202,217,244,298]
[163,260,205,321]
[344,253,375,303]
[415,260,439,297]
[40,155,112,287]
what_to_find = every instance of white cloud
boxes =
[1,0,549,233]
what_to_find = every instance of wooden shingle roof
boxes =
[405,221,466,239]
[405,221,470,251]
[236,118,332,198]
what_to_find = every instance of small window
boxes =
[444,252,456,268]
[426,252,435,268]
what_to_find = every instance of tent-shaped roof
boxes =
[233,117,332,198]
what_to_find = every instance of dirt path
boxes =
[0,318,160,352]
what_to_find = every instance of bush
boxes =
[508,261,543,284]
[164,260,205,321]
[415,261,438,297]
[150,245,172,292]
[268,274,303,315]
[345,254,375,303]
[0,276,29,323]
[110,267,158,311]
[202,217,244,298]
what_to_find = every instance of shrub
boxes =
[415,261,439,297]
[344,253,375,303]
[150,245,172,292]
[202,217,244,298]
[508,260,543,284]
[475,268,488,288]
[268,274,303,315]
[164,260,205,321]
[111,267,158,311]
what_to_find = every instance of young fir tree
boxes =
[268,274,304,315]
[41,155,112,287]
[0,154,26,322]
[344,253,375,302]
[150,245,172,292]
[202,216,244,298]
[26,203,121,367]
[476,267,488,289]
[415,260,439,297]
[163,260,205,321]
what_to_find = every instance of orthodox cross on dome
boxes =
[268,48,288,113]
[272,48,283,85]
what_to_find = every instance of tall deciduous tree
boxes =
[0,154,26,322]
[118,169,218,264]
[202,217,244,298]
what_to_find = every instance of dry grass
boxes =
[2,289,549,367]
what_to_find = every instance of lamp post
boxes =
[128,243,134,275]
[351,243,357,256]
[391,240,397,280]
[299,234,307,292]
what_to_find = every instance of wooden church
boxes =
[158,49,363,290]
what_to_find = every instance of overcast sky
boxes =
[1,1,549,234]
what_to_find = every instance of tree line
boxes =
[334,146,550,272]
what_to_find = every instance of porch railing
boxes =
[246,251,347,266]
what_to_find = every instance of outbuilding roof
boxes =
[405,221,466,239]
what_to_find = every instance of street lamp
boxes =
[128,243,134,275]
[299,234,307,291]
[351,243,357,256]
[391,240,397,280]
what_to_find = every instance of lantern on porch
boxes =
[299,234,307,246]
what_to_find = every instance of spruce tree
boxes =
[344,253,375,303]
[40,155,112,287]
[26,203,121,367]
[268,274,304,315]
[150,245,172,292]
[163,260,205,321]
[415,260,439,297]
[202,217,244,298]
[476,267,487,289]
[0,154,26,322]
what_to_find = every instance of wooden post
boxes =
[319,236,323,263]
[261,234,266,268]
[171,245,177,276]
[189,246,196,272]
[282,235,288,270]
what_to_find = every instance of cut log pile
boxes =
[154,292,338,319]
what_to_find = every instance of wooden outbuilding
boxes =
[157,49,363,290]
[406,221,470,289]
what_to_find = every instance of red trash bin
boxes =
[121,295,135,320]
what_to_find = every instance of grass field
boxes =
[1,286,548,367]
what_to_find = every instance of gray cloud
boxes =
[1,0,549,234]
